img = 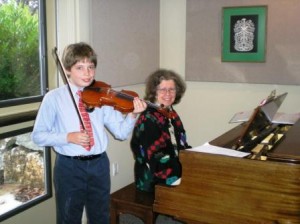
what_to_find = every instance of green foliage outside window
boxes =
[0,1,40,101]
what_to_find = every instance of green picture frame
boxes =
[222,6,267,62]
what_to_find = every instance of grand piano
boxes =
[153,93,300,223]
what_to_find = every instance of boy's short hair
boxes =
[62,42,97,71]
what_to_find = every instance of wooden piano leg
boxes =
[146,211,156,224]
[110,206,117,224]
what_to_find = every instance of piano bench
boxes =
[110,182,156,224]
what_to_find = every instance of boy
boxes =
[32,42,146,224]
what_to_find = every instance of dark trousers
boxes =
[54,152,110,224]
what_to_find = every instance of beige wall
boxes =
[185,0,300,85]
[2,0,300,223]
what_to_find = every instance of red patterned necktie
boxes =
[77,90,94,150]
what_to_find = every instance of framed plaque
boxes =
[222,6,267,62]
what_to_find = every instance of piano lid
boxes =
[229,91,287,124]
[233,107,271,151]
[260,92,287,123]
[233,92,288,151]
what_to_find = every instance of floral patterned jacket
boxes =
[130,107,191,192]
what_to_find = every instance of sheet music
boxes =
[230,111,300,125]
[271,112,300,124]
[187,142,250,158]
[229,110,253,123]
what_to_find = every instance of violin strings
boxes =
[96,87,165,111]
[116,91,162,109]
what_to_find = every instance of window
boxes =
[0,0,47,108]
[0,127,52,222]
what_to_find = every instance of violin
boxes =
[52,47,174,119]
[81,80,175,119]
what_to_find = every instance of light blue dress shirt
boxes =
[32,84,137,156]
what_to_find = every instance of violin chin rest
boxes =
[85,107,95,113]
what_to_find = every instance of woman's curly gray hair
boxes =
[144,69,186,105]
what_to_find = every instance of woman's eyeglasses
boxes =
[157,88,176,94]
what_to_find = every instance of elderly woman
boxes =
[130,69,191,192]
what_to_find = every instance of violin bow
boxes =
[52,47,87,130]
